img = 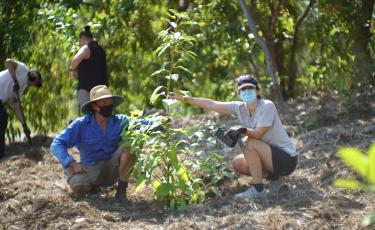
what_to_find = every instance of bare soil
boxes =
[1,93,375,230]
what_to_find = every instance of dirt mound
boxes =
[1,93,374,229]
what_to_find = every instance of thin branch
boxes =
[288,0,315,78]
[238,0,287,110]
[269,0,283,36]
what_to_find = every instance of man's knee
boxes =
[120,150,136,163]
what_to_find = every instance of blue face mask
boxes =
[240,89,257,103]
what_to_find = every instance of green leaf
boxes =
[223,171,235,180]
[211,187,221,197]
[176,140,189,147]
[190,192,199,203]
[368,143,375,183]
[135,176,146,192]
[169,199,176,209]
[362,212,375,227]
[162,99,178,109]
[156,43,171,57]
[186,51,197,57]
[177,166,189,183]
[198,191,205,203]
[168,149,178,167]
[214,152,223,160]
[368,184,375,192]
[165,74,179,81]
[155,183,174,197]
[173,32,182,40]
[176,65,191,74]
[151,68,167,77]
[153,179,160,192]
[211,175,221,184]
[150,86,165,105]
[151,62,170,76]
[333,178,363,189]
[176,198,187,210]
[338,148,368,178]
[193,131,204,139]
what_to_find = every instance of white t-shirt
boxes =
[223,99,297,156]
[0,61,28,103]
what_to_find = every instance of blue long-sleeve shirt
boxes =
[51,114,146,168]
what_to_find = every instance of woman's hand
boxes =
[167,92,184,101]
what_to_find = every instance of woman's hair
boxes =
[79,25,93,39]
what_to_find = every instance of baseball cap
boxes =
[236,74,258,90]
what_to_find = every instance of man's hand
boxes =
[13,80,20,92]
[68,162,87,174]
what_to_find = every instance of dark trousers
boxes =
[0,100,7,158]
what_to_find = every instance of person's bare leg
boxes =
[233,154,269,178]
[118,149,137,181]
[242,138,274,184]
[234,138,275,199]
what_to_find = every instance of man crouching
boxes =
[51,85,148,204]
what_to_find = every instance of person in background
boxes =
[51,85,151,204]
[70,25,108,113]
[0,59,42,158]
[167,74,297,200]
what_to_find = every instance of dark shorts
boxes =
[270,145,297,177]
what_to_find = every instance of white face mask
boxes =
[240,89,257,103]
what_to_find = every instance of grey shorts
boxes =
[65,147,124,188]
[77,89,90,108]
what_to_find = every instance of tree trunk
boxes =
[238,0,287,110]
[351,0,374,92]
[261,1,289,99]
[287,0,314,98]
[178,0,189,11]
[0,32,5,66]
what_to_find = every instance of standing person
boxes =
[167,74,297,200]
[70,25,108,112]
[51,85,151,203]
[0,59,42,158]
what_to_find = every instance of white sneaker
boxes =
[269,176,284,194]
[234,186,266,200]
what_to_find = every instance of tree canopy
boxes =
[1,0,374,139]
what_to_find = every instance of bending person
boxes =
[168,74,297,200]
[0,59,42,158]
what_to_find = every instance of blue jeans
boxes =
[0,100,7,158]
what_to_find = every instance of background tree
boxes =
[1,0,374,140]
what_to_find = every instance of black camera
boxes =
[215,128,238,148]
